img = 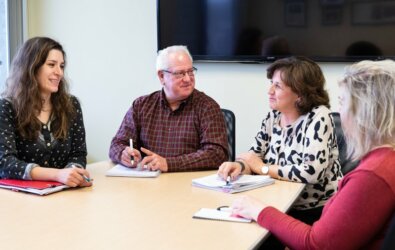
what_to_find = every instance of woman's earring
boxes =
[295,97,302,107]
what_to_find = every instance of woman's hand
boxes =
[31,166,92,187]
[56,167,92,187]
[237,152,264,174]
[231,195,267,221]
[218,161,244,181]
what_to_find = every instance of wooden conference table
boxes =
[0,161,305,250]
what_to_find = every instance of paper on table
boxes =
[193,208,252,223]
[106,164,160,178]
[192,174,274,193]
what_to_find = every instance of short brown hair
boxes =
[267,56,330,115]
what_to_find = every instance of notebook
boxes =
[192,174,274,193]
[106,164,160,178]
[0,179,69,195]
[193,208,252,223]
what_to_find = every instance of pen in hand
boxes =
[72,165,92,182]
[130,139,134,165]
[226,175,231,185]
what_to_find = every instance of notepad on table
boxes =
[0,179,69,195]
[192,174,274,193]
[106,164,160,178]
[193,208,252,223]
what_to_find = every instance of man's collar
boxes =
[159,88,195,111]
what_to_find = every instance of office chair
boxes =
[382,213,395,250]
[330,112,359,175]
[221,109,236,161]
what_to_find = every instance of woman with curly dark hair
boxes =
[0,37,91,187]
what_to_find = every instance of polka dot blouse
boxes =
[0,96,87,179]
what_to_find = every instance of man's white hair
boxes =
[156,45,193,71]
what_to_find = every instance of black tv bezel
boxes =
[156,0,395,63]
[186,55,394,63]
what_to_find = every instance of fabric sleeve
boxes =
[166,101,228,172]
[278,109,336,184]
[0,99,30,179]
[66,97,87,168]
[109,103,135,163]
[257,171,394,250]
[249,112,273,156]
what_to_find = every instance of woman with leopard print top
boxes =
[218,56,342,227]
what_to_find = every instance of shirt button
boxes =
[47,142,51,146]
[43,125,47,129]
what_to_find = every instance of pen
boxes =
[217,206,232,212]
[72,165,91,182]
[226,175,231,185]
[130,139,134,165]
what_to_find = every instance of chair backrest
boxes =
[330,112,359,175]
[382,213,395,250]
[221,109,236,161]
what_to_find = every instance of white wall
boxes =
[27,0,350,163]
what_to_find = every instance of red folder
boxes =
[0,179,69,195]
[0,179,64,189]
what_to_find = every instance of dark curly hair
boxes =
[267,56,330,115]
[2,37,75,140]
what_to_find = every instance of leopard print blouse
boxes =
[250,105,343,210]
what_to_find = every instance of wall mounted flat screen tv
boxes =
[157,0,395,62]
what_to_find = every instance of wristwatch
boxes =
[261,165,269,175]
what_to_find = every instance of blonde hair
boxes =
[339,60,395,161]
[156,45,193,71]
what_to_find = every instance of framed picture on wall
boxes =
[285,0,306,26]
[322,5,343,25]
[352,0,395,24]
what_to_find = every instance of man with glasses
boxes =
[109,45,229,172]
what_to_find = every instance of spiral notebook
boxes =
[193,208,252,223]
[192,174,274,193]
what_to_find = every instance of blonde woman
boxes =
[230,60,395,249]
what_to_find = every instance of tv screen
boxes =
[157,0,395,62]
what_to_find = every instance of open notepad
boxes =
[106,164,160,178]
[0,179,69,195]
[192,174,274,193]
[193,208,252,223]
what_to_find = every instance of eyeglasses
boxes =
[162,67,197,79]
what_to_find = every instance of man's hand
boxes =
[140,147,168,172]
[121,146,142,167]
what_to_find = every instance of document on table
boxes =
[192,174,274,193]
[106,164,160,178]
[193,208,252,223]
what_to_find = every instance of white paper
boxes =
[193,208,252,223]
[106,164,160,178]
